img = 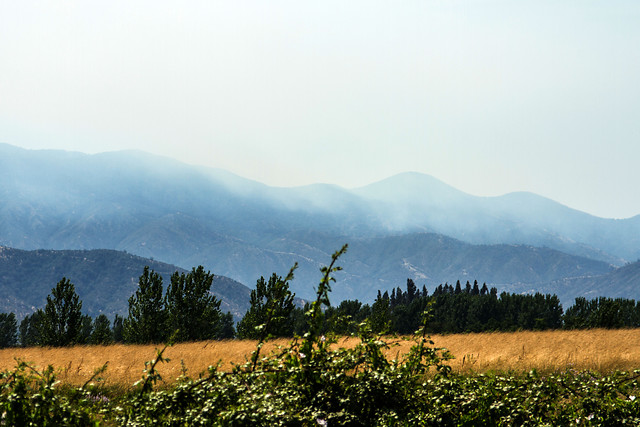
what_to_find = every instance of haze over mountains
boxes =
[1,143,638,306]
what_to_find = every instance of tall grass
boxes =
[2,328,640,388]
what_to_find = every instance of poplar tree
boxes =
[236,272,296,339]
[40,278,84,346]
[165,266,221,342]
[123,266,166,343]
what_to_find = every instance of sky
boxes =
[1,1,639,219]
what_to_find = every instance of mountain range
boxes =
[1,143,639,308]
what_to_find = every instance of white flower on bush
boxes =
[630,395,636,401]
[316,418,327,426]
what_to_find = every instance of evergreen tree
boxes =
[406,279,417,302]
[236,272,295,339]
[40,278,84,346]
[79,314,93,344]
[471,280,480,296]
[390,288,397,308]
[123,266,167,344]
[216,312,235,339]
[369,293,391,334]
[19,311,44,347]
[465,281,472,294]
[0,313,18,348]
[165,266,221,342]
[480,283,489,296]
[112,314,124,343]
[90,314,113,345]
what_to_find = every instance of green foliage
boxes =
[0,313,17,348]
[4,246,640,424]
[106,245,640,425]
[369,291,391,333]
[123,266,167,344]
[236,270,296,339]
[90,314,113,345]
[19,310,44,347]
[0,361,99,426]
[216,312,235,339]
[79,314,94,344]
[316,281,567,336]
[39,278,84,347]
[564,296,640,329]
[111,314,124,343]
[164,266,221,342]
[323,299,370,335]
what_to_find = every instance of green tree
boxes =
[0,313,18,348]
[325,299,369,335]
[79,314,93,344]
[216,312,235,339]
[39,278,84,346]
[19,311,44,347]
[236,272,296,339]
[165,266,221,342]
[369,291,391,334]
[123,267,167,344]
[90,314,113,345]
[112,314,124,343]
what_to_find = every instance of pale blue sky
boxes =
[1,1,639,219]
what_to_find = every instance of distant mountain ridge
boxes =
[1,143,637,303]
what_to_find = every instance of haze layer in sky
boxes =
[1,1,639,219]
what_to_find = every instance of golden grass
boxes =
[1,329,639,388]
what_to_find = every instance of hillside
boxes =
[338,233,613,302]
[0,247,251,319]
[542,260,640,306]
[1,143,637,302]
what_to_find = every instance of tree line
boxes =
[2,265,234,348]
[2,267,640,348]
[236,277,640,339]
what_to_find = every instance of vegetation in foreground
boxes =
[2,245,640,425]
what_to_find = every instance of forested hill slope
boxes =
[0,247,251,319]
[1,143,636,302]
[541,260,640,306]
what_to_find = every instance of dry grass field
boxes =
[1,328,639,388]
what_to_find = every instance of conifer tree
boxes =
[369,292,391,333]
[19,311,44,347]
[90,314,113,345]
[216,312,235,339]
[406,278,417,302]
[0,313,18,348]
[112,314,124,343]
